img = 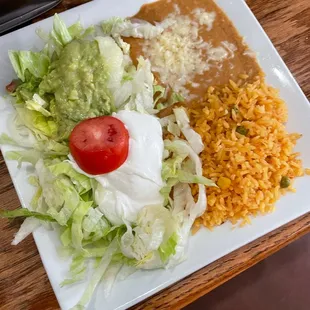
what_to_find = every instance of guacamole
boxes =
[39,40,114,139]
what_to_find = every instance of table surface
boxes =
[0,0,309,309]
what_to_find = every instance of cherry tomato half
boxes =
[69,116,129,175]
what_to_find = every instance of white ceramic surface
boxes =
[1,0,310,309]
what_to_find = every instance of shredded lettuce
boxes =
[158,232,178,263]
[8,50,50,81]
[169,92,185,105]
[67,21,84,38]
[167,121,181,137]
[0,133,19,146]
[60,255,87,286]
[25,94,51,117]
[0,208,55,222]
[73,238,119,309]
[177,171,217,186]
[153,84,166,105]
[15,107,57,138]
[173,107,204,154]
[101,263,123,298]
[11,218,42,245]
[82,208,110,241]
[155,91,185,111]
[50,13,73,50]
[120,205,176,263]
[160,138,216,209]
[121,57,156,114]
[102,17,164,39]
[71,201,93,250]
[101,17,164,57]
[48,161,91,195]
[159,114,176,128]
[95,36,125,90]
[14,70,41,104]
[5,150,41,167]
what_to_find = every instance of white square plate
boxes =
[1,0,310,309]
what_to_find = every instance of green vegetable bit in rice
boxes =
[236,125,249,136]
[280,176,290,188]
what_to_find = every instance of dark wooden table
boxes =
[0,0,309,309]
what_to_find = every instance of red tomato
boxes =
[6,80,19,93]
[69,116,129,175]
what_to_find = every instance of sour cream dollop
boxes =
[71,110,164,225]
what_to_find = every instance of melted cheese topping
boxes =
[142,6,237,98]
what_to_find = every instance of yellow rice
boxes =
[189,77,304,231]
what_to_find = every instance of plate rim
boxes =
[0,0,310,309]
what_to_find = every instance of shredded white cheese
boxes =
[242,37,257,58]
[142,7,236,98]
[193,8,216,30]
[207,46,228,62]
[243,49,257,58]
[222,41,237,57]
